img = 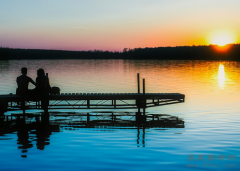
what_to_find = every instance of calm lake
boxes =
[0,60,239,171]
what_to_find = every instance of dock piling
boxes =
[87,113,90,122]
[143,78,145,95]
[137,73,140,93]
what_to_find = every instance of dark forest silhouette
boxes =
[1,44,240,60]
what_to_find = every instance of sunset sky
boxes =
[0,0,240,51]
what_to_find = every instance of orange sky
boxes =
[0,0,240,51]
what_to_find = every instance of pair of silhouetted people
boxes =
[16,67,51,95]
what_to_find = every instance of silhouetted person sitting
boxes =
[16,67,38,95]
[36,69,51,95]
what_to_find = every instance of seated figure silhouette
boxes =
[36,69,51,95]
[16,67,38,95]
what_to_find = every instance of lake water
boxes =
[0,60,239,171]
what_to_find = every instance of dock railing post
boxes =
[137,73,140,93]
[143,78,145,95]
[142,79,146,124]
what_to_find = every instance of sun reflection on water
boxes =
[218,64,225,88]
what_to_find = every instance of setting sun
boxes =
[212,35,232,46]
[210,31,236,46]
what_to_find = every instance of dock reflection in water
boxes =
[0,112,184,157]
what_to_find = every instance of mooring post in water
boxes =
[137,73,140,93]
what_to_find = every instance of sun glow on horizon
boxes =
[210,31,236,46]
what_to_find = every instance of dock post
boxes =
[43,100,49,115]
[136,107,142,125]
[87,100,90,109]
[143,78,145,95]
[143,107,146,123]
[42,96,49,125]
[21,99,26,115]
[136,110,146,125]
[87,113,90,123]
[142,78,146,121]
[137,73,140,93]
[143,78,146,123]
[114,100,116,109]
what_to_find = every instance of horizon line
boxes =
[1,43,240,52]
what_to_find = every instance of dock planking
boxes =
[0,93,184,101]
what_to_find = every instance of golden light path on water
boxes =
[218,64,225,89]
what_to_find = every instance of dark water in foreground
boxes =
[0,60,239,171]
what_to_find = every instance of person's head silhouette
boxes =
[21,67,27,75]
[37,68,45,77]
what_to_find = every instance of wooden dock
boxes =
[0,93,184,114]
[0,74,185,118]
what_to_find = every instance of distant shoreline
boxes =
[1,44,240,60]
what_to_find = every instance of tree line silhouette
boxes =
[1,44,240,60]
